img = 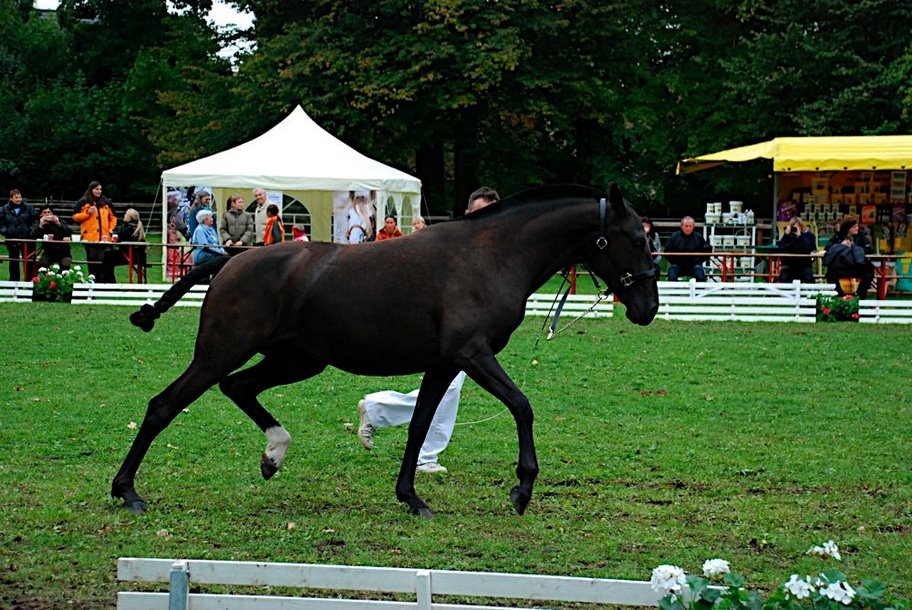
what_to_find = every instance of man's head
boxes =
[229,194,244,211]
[254,188,268,207]
[467,186,499,214]
[39,205,57,223]
[680,216,695,236]
[10,189,22,205]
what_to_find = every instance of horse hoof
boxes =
[411,506,434,520]
[260,454,278,480]
[510,486,530,515]
[123,499,146,514]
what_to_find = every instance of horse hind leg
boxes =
[219,352,326,480]
[112,361,223,513]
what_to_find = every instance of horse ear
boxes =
[607,182,626,216]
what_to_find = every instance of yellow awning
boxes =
[677,135,912,174]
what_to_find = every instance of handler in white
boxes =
[357,187,500,474]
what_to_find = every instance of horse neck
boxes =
[493,201,596,292]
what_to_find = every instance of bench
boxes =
[117,557,662,610]
[654,280,830,323]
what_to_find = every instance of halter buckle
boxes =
[620,272,634,287]
[596,236,608,250]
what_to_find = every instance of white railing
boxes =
[117,557,663,610]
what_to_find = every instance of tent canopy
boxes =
[162,105,421,193]
[677,135,912,175]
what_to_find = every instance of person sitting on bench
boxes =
[823,216,875,298]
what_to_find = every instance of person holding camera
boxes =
[31,205,73,270]
[777,217,817,283]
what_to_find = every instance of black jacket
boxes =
[0,200,39,239]
[664,230,710,266]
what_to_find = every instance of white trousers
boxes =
[363,372,466,465]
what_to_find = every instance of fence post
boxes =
[168,560,189,610]
[415,569,432,610]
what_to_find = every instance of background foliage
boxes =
[3,0,912,214]
[0,303,910,608]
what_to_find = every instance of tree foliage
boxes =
[2,0,912,215]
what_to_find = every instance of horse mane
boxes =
[461,184,603,221]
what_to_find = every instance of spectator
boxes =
[0,189,39,281]
[376,215,403,240]
[357,186,500,474]
[191,209,227,265]
[642,216,662,278]
[101,208,146,282]
[72,181,117,282]
[346,193,374,243]
[292,224,309,242]
[167,193,189,240]
[411,215,427,231]
[777,217,817,284]
[824,216,875,298]
[263,204,285,245]
[31,204,72,271]
[664,215,710,281]
[187,190,213,238]
[252,188,270,244]
[220,194,255,255]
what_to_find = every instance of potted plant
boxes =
[31,264,93,302]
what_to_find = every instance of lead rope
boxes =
[456,269,609,427]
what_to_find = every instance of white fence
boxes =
[117,557,663,610]
[3,280,911,324]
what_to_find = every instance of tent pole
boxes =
[772,173,779,241]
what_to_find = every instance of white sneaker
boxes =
[357,400,374,450]
[416,462,448,474]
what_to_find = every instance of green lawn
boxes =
[0,303,909,608]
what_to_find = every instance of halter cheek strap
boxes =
[595,197,656,289]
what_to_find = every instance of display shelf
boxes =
[703,223,757,278]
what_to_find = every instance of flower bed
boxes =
[31,264,93,302]
[816,294,860,322]
[650,541,907,610]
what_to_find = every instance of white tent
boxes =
[161,105,422,244]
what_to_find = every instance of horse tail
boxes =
[129,256,231,332]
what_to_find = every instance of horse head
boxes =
[582,183,659,325]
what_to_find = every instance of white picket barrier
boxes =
[117,558,663,610]
[654,280,831,323]
[6,279,912,324]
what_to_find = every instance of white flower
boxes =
[50,263,60,270]
[61,270,70,277]
[808,540,841,561]
[650,564,686,595]
[702,558,730,578]
[783,574,815,599]
[38,267,48,273]
[88,274,96,281]
[73,265,82,271]
[820,581,855,604]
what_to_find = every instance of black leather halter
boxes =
[596,197,657,290]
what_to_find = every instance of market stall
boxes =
[677,136,912,253]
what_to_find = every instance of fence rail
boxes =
[117,557,665,610]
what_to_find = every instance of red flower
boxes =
[843,295,854,301]
[852,313,860,320]
[823,307,831,315]
[32,277,39,283]
[49,281,57,289]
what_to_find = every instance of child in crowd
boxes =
[263,204,285,245]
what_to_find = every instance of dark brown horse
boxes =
[114,184,659,518]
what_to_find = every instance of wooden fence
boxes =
[117,557,664,610]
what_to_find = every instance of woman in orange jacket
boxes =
[72,181,117,282]
[262,203,285,245]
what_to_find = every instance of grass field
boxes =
[0,303,910,608]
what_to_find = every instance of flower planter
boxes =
[31,291,72,303]
[815,293,860,322]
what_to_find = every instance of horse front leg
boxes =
[395,368,458,519]
[461,353,538,515]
